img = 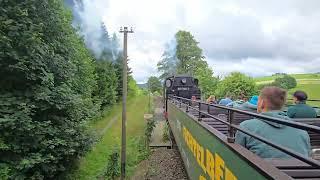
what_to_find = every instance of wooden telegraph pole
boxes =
[119,26,133,180]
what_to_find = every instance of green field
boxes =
[69,95,149,179]
[255,73,320,82]
[255,73,320,106]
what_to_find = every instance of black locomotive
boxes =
[164,75,201,99]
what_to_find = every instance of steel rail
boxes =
[169,96,320,168]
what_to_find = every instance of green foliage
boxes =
[162,122,170,142]
[195,67,219,98]
[215,72,257,98]
[257,75,297,90]
[94,61,118,109]
[0,163,11,180]
[0,1,97,178]
[273,75,297,89]
[101,147,120,180]
[145,118,156,145]
[114,56,139,98]
[175,30,206,75]
[128,76,141,97]
[157,30,218,96]
[147,76,162,93]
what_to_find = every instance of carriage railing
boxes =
[168,95,320,168]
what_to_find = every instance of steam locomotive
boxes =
[164,75,201,100]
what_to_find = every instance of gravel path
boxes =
[144,147,188,180]
[130,147,188,180]
[131,96,188,180]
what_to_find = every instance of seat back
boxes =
[294,119,320,148]
[233,112,255,125]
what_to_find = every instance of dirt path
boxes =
[131,96,188,180]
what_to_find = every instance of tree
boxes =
[114,55,138,99]
[195,67,219,98]
[258,75,297,90]
[273,75,297,89]
[0,1,95,178]
[215,72,257,98]
[157,30,218,97]
[94,61,118,109]
[175,30,206,75]
[147,76,162,93]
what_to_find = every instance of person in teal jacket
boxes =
[235,87,311,159]
[287,91,317,118]
[228,95,258,111]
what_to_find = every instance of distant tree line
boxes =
[0,1,139,179]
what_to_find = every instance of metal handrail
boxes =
[169,95,320,168]
[171,95,320,133]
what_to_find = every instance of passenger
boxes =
[287,91,317,118]
[229,95,258,111]
[206,95,217,104]
[235,87,310,159]
[218,94,233,106]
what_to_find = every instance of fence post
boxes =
[198,102,202,121]
[227,110,235,143]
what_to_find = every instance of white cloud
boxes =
[78,0,320,83]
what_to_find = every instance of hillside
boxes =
[255,73,320,106]
[255,73,320,83]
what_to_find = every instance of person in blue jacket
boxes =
[219,93,233,105]
[235,87,310,159]
[228,95,258,111]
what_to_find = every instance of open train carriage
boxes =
[164,76,320,180]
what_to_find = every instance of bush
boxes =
[100,147,120,180]
[273,75,297,89]
[145,118,156,145]
[215,72,257,99]
[258,75,297,90]
[162,122,170,142]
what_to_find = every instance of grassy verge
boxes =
[69,95,149,179]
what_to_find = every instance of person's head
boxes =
[257,87,287,113]
[293,90,308,104]
[225,92,231,99]
[207,95,215,103]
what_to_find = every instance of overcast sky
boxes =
[79,0,320,83]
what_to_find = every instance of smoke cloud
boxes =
[65,0,117,59]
